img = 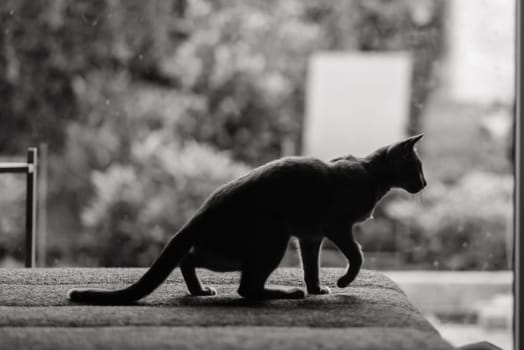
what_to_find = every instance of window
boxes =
[0,1,517,349]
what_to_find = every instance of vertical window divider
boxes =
[515,0,522,347]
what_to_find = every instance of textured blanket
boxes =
[0,268,454,350]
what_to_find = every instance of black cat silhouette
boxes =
[68,134,426,304]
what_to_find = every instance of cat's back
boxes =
[328,154,371,180]
[202,156,331,211]
[251,156,330,182]
[227,156,329,192]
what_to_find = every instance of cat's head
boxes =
[384,134,427,193]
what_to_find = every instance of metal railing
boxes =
[0,148,38,267]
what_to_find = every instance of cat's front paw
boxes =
[337,276,355,288]
[307,286,331,295]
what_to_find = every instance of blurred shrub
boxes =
[1,0,446,267]
[58,66,250,266]
[77,138,249,266]
[164,0,328,164]
[0,175,25,266]
[0,0,444,158]
[386,171,512,270]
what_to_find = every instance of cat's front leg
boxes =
[298,238,331,295]
[326,228,363,288]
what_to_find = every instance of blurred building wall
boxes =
[444,0,515,105]
[303,52,412,159]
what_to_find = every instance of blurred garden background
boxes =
[0,0,515,348]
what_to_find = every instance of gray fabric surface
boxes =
[0,327,450,350]
[0,268,454,350]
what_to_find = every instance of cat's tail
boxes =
[67,222,197,305]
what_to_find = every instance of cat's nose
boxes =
[419,174,427,188]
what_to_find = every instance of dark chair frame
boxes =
[0,147,38,267]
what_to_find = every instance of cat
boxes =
[67,134,426,304]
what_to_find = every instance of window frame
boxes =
[515,0,522,348]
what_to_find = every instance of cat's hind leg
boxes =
[180,253,217,296]
[238,267,305,300]
[238,237,305,300]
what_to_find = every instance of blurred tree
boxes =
[166,0,328,164]
[337,0,445,135]
[0,0,76,152]
[0,0,448,267]
[0,0,189,265]
[1,0,444,162]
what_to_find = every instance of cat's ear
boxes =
[405,134,423,147]
[399,134,423,158]
[400,134,423,152]
[386,134,423,158]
